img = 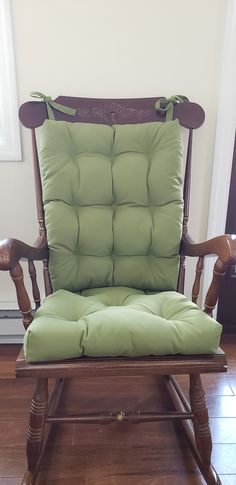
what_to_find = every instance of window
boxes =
[0,0,21,161]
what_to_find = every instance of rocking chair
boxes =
[0,93,235,485]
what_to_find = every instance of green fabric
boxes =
[39,119,183,292]
[24,287,222,362]
[31,92,77,120]
[155,95,189,121]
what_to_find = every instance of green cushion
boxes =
[24,287,222,362]
[40,120,183,292]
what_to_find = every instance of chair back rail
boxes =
[19,96,205,295]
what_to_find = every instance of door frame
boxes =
[202,0,236,305]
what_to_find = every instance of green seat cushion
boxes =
[24,287,222,362]
[40,119,183,292]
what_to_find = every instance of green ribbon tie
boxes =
[155,95,189,121]
[30,91,77,120]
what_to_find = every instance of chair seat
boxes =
[23,286,222,363]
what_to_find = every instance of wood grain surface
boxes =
[0,335,236,484]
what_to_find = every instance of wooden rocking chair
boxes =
[0,93,235,485]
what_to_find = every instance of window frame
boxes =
[0,0,21,161]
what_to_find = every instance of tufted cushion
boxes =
[24,287,222,362]
[39,119,183,292]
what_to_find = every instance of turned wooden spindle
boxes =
[31,129,45,237]
[26,379,48,478]
[177,254,186,293]
[10,263,33,329]
[189,374,220,484]
[43,259,53,296]
[192,256,204,304]
[204,258,226,316]
[178,129,193,294]
[183,129,193,235]
[28,260,41,309]
[31,128,53,297]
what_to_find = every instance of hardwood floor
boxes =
[0,335,236,484]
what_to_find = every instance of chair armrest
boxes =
[0,237,48,271]
[181,233,236,265]
[182,233,236,315]
[0,237,48,329]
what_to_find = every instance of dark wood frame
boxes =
[1,95,236,485]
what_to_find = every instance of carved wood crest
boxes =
[77,103,151,123]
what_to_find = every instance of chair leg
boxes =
[189,374,220,485]
[22,378,48,485]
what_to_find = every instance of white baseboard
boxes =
[0,319,24,343]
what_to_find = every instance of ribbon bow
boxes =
[155,95,189,121]
[30,91,77,120]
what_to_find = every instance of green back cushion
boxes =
[40,120,183,292]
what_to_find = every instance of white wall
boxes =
[0,0,227,309]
